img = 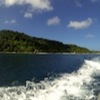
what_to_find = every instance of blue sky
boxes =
[0,0,100,50]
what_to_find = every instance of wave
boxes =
[0,57,100,100]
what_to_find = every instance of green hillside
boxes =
[0,30,90,53]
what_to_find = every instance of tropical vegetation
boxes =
[0,30,90,53]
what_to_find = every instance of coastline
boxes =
[0,52,98,55]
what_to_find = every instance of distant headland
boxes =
[0,30,92,54]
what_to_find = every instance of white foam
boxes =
[0,59,100,100]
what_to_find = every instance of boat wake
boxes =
[0,57,100,100]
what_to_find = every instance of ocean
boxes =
[0,54,100,100]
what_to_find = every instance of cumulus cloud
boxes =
[47,16,61,26]
[0,0,53,11]
[67,18,93,29]
[4,19,16,24]
[24,12,32,18]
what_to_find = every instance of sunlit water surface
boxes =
[0,54,100,100]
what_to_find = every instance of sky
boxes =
[0,0,100,50]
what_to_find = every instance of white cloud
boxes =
[67,18,93,29]
[75,1,82,7]
[86,33,94,38]
[91,0,99,2]
[4,19,16,24]
[24,12,32,18]
[1,0,53,11]
[47,16,61,26]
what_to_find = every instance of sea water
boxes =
[0,54,100,100]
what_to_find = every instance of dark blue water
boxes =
[0,54,92,86]
[0,54,100,100]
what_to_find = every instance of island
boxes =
[0,30,90,53]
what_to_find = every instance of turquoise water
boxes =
[0,54,100,100]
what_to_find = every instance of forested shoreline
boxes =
[0,30,91,53]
